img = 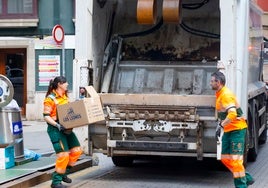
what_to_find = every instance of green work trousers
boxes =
[47,124,80,185]
[222,129,253,188]
[47,124,80,153]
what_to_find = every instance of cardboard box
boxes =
[57,86,105,129]
[0,145,15,169]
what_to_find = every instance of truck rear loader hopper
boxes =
[85,0,268,166]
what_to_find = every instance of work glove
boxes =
[215,122,223,141]
[55,123,66,132]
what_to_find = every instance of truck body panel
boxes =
[74,0,267,164]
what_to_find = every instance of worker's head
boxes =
[79,87,86,99]
[79,87,86,94]
[45,76,68,97]
[50,76,68,90]
[210,71,225,90]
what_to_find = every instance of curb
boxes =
[3,157,92,188]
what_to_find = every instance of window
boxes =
[0,2,2,14]
[0,0,37,19]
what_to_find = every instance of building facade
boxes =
[0,0,76,120]
[0,0,266,121]
[257,0,268,39]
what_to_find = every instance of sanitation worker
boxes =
[210,71,254,188]
[43,76,83,188]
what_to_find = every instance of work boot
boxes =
[62,165,72,183]
[50,183,66,188]
[247,178,255,186]
[62,175,72,183]
[51,172,64,187]
[246,172,255,186]
[234,177,247,188]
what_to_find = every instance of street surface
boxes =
[23,120,54,155]
[33,144,268,188]
[22,120,268,188]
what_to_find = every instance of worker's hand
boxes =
[56,123,65,132]
[215,122,223,140]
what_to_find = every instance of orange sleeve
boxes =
[43,97,56,116]
[226,109,237,121]
[221,92,238,120]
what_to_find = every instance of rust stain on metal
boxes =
[122,42,220,61]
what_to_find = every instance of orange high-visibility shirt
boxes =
[43,90,68,120]
[215,86,247,132]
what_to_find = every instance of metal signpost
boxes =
[52,25,65,76]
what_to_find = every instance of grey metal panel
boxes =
[114,61,217,95]
[163,69,175,93]
[193,69,206,95]
[134,69,146,93]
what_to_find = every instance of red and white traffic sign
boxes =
[52,24,64,44]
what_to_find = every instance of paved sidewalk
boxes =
[0,120,55,186]
[23,120,54,156]
[0,120,92,187]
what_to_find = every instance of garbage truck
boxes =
[75,0,267,166]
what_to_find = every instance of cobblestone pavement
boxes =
[24,121,268,188]
[33,146,268,188]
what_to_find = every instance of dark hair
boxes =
[45,76,68,97]
[211,71,226,85]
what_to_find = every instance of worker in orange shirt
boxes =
[210,71,254,188]
[43,76,83,188]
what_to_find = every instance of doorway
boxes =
[0,49,26,115]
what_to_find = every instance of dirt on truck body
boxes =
[86,0,267,166]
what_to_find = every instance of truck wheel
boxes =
[112,156,134,167]
[258,112,267,145]
[248,125,258,162]
[259,126,267,145]
[243,130,249,167]
[248,104,258,162]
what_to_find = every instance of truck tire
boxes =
[259,126,267,145]
[243,130,249,167]
[112,156,134,167]
[258,96,267,145]
[248,103,258,162]
[258,112,267,145]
